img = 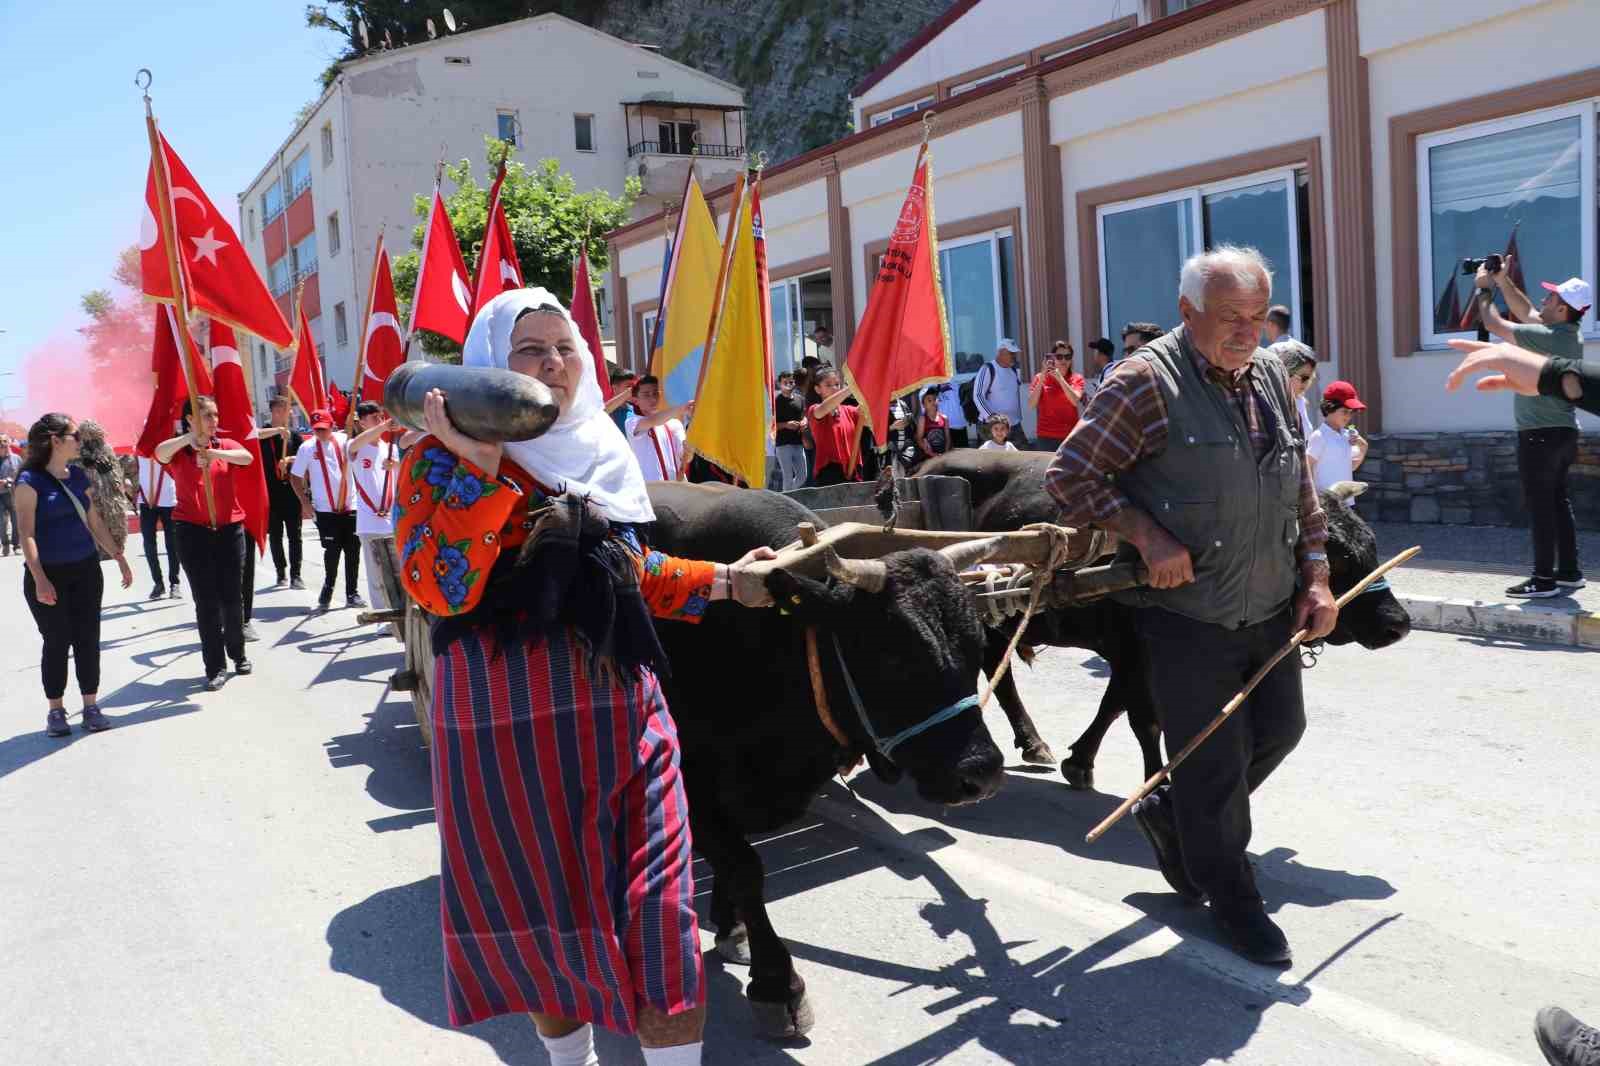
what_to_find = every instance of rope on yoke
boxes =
[977,523,1074,712]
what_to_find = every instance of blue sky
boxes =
[0,0,338,408]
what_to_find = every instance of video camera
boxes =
[1460,254,1503,276]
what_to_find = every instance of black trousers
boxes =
[949,427,971,449]
[314,510,360,598]
[267,496,303,580]
[1517,428,1580,578]
[0,491,18,549]
[176,521,246,677]
[812,463,861,488]
[138,504,180,588]
[1136,606,1307,906]
[23,556,103,700]
[241,540,255,624]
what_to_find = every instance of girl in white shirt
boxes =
[978,414,1018,453]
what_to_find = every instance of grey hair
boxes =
[1272,339,1317,376]
[1179,244,1273,311]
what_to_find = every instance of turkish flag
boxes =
[470,165,523,317]
[142,132,293,348]
[208,321,269,553]
[842,143,953,466]
[328,382,352,428]
[570,250,610,400]
[287,298,327,417]
[137,304,194,456]
[410,186,472,344]
[360,237,407,403]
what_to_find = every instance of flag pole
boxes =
[676,171,747,481]
[141,71,216,528]
[348,232,385,434]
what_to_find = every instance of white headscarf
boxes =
[462,287,655,523]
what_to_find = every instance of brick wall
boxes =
[1360,432,1600,528]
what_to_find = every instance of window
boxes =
[291,233,318,279]
[334,302,349,347]
[938,231,1017,378]
[261,179,284,223]
[287,150,312,199]
[768,271,834,377]
[575,114,596,152]
[870,96,935,128]
[321,122,334,166]
[947,63,1025,98]
[638,310,658,368]
[1097,167,1310,344]
[1418,103,1597,345]
[247,208,256,241]
[268,257,291,296]
[657,120,698,155]
[326,212,341,257]
[497,110,519,146]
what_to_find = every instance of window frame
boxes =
[287,149,312,200]
[261,179,285,224]
[574,113,596,153]
[290,232,318,281]
[935,227,1017,383]
[638,309,658,368]
[497,109,520,146]
[321,122,335,167]
[326,212,341,257]
[1414,100,1597,347]
[334,302,349,348]
[1096,165,1305,343]
[868,95,935,129]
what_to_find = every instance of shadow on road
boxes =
[325,691,433,831]
[0,672,202,780]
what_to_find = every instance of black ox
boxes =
[645,481,1008,1038]
[914,449,1412,788]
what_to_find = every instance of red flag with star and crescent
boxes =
[470,164,523,317]
[207,320,269,553]
[142,132,293,348]
[136,304,198,457]
[410,185,473,344]
[360,237,406,403]
[287,298,328,418]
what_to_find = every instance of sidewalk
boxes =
[1371,521,1600,647]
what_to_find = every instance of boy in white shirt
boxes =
[346,401,399,616]
[625,374,693,481]
[1306,380,1369,495]
[129,454,181,599]
[978,414,1019,453]
[290,409,362,612]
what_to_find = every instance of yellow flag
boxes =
[651,170,722,409]
[685,173,772,487]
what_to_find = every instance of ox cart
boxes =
[363,474,1141,750]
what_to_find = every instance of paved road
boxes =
[1,541,1595,1065]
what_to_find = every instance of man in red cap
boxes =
[288,409,363,613]
[1475,260,1589,598]
[1306,380,1368,495]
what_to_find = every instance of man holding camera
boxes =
[1474,258,1589,598]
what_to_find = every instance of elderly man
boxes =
[974,338,1028,447]
[1046,245,1337,966]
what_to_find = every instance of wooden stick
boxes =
[1084,545,1421,845]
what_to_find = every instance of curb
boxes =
[1395,592,1600,648]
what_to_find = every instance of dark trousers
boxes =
[138,504,179,588]
[950,427,971,449]
[176,521,246,677]
[1033,436,1065,454]
[314,510,360,598]
[1136,606,1307,906]
[813,463,860,488]
[241,541,255,623]
[267,496,303,581]
[1517,428,1580,578]
[23,556,103,700]
[0,491,18,549]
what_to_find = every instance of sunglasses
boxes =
[55,431,80,442]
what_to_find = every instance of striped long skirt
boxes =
[430,624,704,1032]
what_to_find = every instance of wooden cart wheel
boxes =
[405,602,436,750]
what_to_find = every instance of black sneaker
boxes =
[316,591,333,614]
[1209,898,1291,966]
[274,572,288,588]
[169,584,183,600]
[149,584,165,601]
[1536,1006,1600,1066]
[1556,571,1586,591]
[347,593,367,609]
[233,659,253,676]
[242,622,260,643]
[46,708,71,737]
[1507,577,1560,599]
[81,705,111,732]
[1131,785,1204,902]
[290,577,306,591]
[204,672,227,692]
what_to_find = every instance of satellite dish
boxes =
[443,8,457,32]
[427,18,437,39]
[358,18,369,48]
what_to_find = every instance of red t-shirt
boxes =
[807,401,861,475]
[167,438,248,527]
[1033,371,1087,439]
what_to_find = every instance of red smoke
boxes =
[17,326,152,449]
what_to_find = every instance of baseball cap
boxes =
[998,338,1021,353]
[1322,380,1366,411]
[1540,277,1593,312]
[310,409,334,429]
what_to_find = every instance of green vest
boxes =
[1112,327,1304,629]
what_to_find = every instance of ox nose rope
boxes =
[829,632,978,758]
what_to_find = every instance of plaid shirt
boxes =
[1045,331,1327,564]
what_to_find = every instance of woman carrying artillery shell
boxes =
[394,288,775,1066]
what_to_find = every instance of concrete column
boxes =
[608,244,631,371]
[822,155,857,351]
[1020,75,1064,375]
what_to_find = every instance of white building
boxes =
[608,0,1600,442]
[236,11,746,399]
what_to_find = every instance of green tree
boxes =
[392,136,640,360]
[79,245,154,375]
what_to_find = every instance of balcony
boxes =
[627,140,744,160]
[622,99,747,208]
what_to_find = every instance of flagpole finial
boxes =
[136,68,153,113]
[921,110,938,145]
[751,150,767,173]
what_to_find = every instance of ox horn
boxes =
[1329,480,1369,502]
[822,547,888,593]
[939,536,1005,573]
